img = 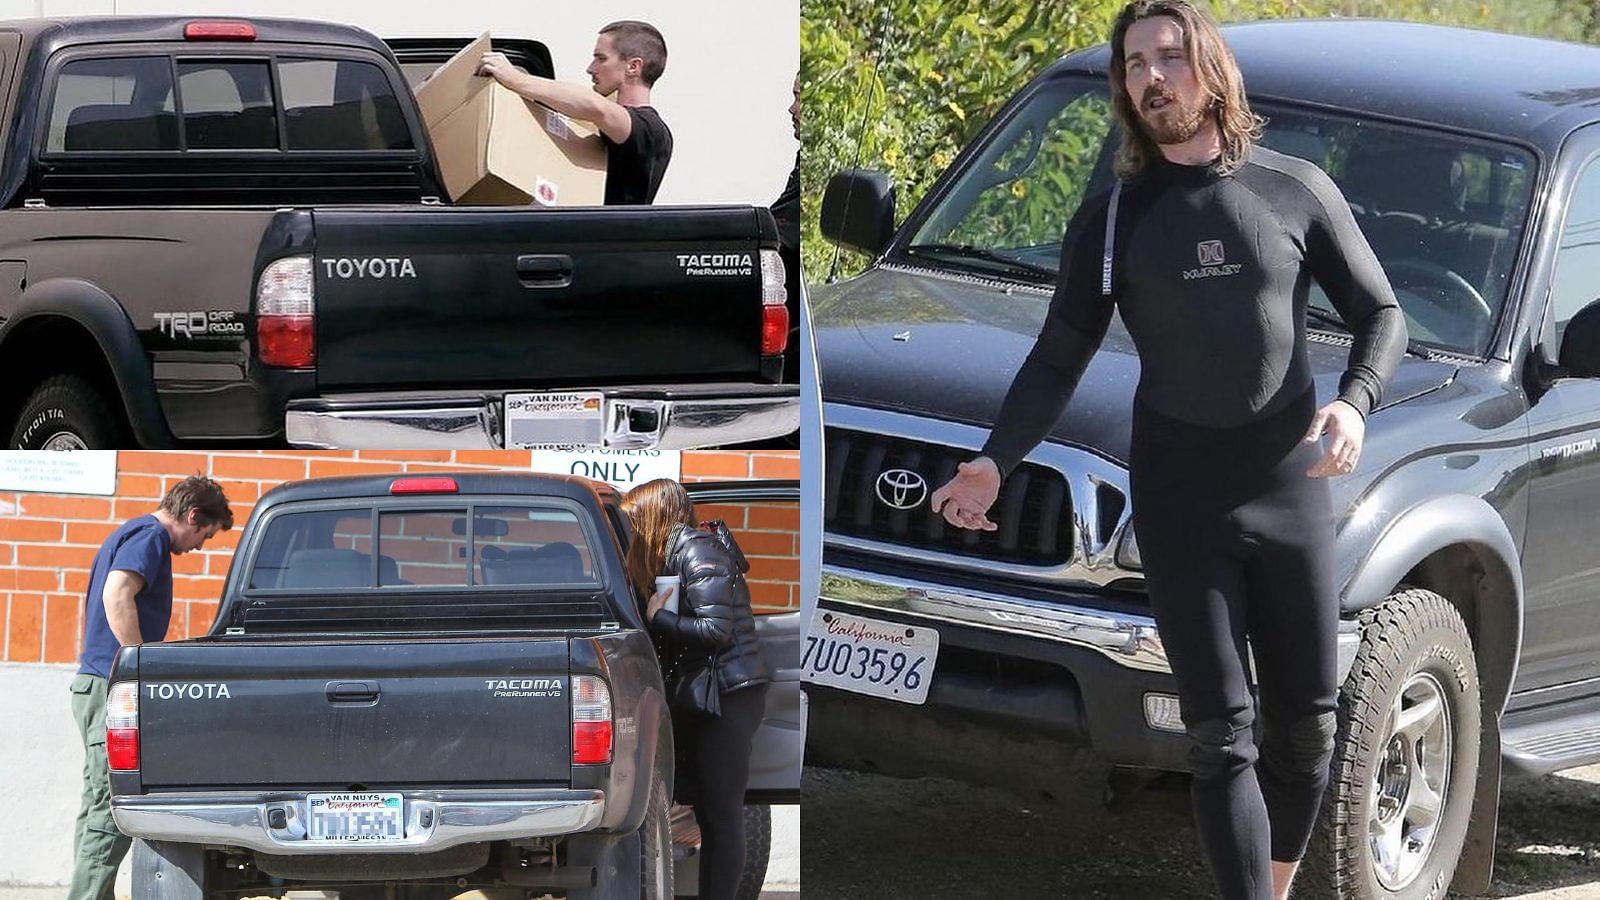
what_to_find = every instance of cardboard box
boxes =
[415,33,608,206]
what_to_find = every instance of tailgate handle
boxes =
[517,254,573,288]
[326,681,379,704]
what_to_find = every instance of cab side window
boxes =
[1546,156,1600,353]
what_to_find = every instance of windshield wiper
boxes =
[902,243,1057,281]
[1305,306,1442,360]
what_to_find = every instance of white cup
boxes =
[653,575,681,615]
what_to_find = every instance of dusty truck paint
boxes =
[812,18,1600,895]
[108,471,800,900]
[0,20,796,449]
[108,473,669,898]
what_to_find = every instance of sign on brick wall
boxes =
[529,448,681,490]
[0,451,117,496]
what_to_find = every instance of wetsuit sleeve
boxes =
[1300,169,1408,418]
[979,192,1115,478]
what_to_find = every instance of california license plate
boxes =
[306,792,405,842]
[803,609,938,705]
[504,391,604,448]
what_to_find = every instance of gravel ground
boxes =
[802,763,1600,899]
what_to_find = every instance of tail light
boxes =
[759,249,789,356]
[572,675,613,765]
[257,256,315,367]
[106,682,139,771]
[185,21,257,40]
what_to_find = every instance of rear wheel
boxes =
[1301,588,1481,899]
[643,776,673,900]
[9,374,124,449]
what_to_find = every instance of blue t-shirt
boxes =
[78,514,173,678]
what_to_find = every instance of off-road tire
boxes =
[10,374,124,449]
[1300,588,1481,899]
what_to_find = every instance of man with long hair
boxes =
[931,2,1407,897]
[480,20,674,204]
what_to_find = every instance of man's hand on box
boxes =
[477,52,519,86]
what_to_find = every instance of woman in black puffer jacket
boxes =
[621,479,770,900]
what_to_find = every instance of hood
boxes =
[813,265,1459,463]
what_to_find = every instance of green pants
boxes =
[69,673,131,900]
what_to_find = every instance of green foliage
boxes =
[800,0,1590,283]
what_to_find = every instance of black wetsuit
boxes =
[980,145,1407,899]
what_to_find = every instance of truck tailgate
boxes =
[310,206,766,390]
[136,638,571,789]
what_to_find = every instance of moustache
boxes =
[1141,87,1177,113]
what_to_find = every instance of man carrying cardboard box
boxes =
[479,20,673,205]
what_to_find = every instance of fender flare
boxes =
[0,278,174,447]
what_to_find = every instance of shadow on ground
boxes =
[801,764,1600,899]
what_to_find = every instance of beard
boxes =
[1137,85,1209,145]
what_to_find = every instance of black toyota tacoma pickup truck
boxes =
[0,18,796,450]
[106,472,802,900]
[811,19,1600,898]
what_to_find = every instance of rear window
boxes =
[47,54,413,153]
[248,504,598,590]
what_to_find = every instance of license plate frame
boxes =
[503,391,605,449]
[305,791,406,843]
[803,609,939,705]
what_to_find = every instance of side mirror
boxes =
[820,168,895,257]
[1559,299,1600,378]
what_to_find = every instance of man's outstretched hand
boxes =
[930,457,1002,531]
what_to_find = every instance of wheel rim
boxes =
[1369,670,1453,890]
[40,431,87,450]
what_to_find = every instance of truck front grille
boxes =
[824,427,1075,565]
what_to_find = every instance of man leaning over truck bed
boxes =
[68,477,233,900]
[478,19,674,205]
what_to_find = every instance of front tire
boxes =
[1302,588,1481,899]
[9,374,124,449]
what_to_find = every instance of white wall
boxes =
[0,0,800,207]
[0,663,797,890]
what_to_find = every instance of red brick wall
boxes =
[0,450,800,664]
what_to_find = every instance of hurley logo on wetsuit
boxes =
[1183,239,1245,280]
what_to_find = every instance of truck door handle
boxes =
[326,681,379,704]
[516,254,573,288]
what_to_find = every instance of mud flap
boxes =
[1451,714,1502,894]
[132,839,207,900]
[566,829,643,900]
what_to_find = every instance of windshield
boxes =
[904,77,1536,357]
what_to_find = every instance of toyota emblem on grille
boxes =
[875,469,929,510]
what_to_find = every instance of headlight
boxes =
[1116,524,1142,570]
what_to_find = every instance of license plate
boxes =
[504,391,604,448]
[803,609,938,705]
[306,792,405,842]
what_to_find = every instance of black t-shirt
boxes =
[604,106,673,205]
[980,145,1408,477]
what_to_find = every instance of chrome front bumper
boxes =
[821,564,1172,673]
[820,565,1363,682]
[112,789,605,854]
[285,383,799,450]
